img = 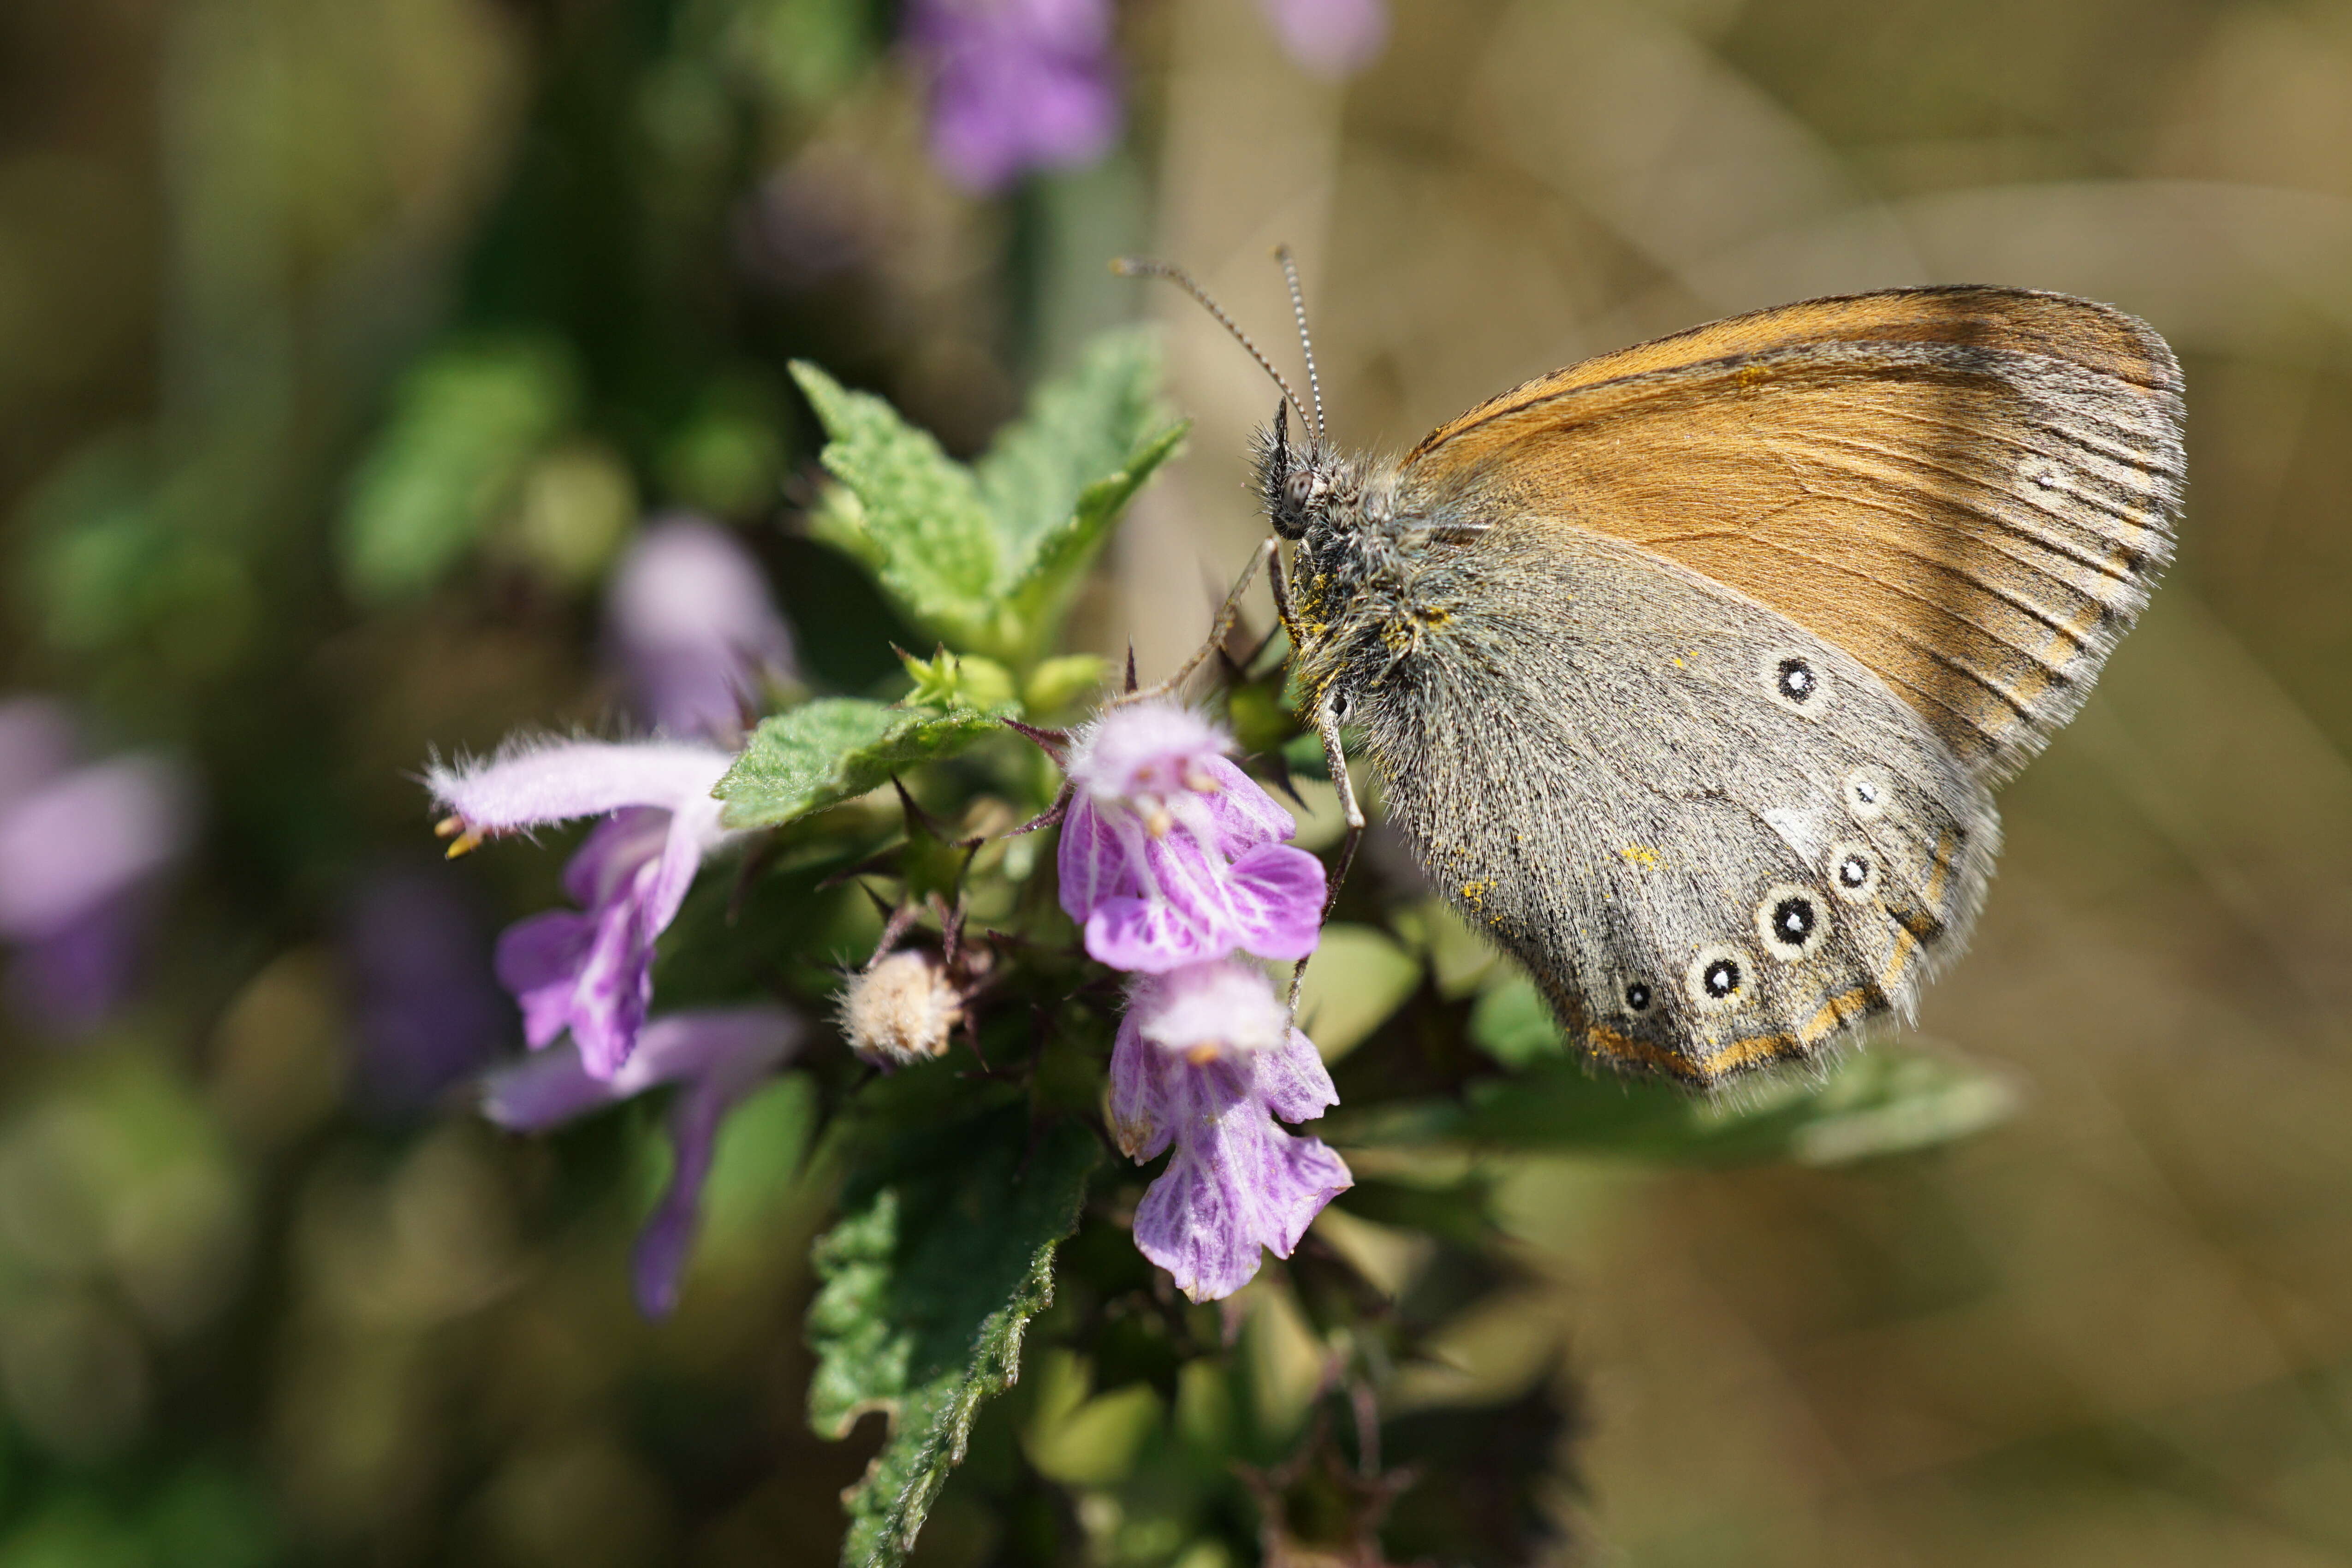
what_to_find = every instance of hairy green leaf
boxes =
[976,329,1174,554]
[714,697,1006,830]
[808,1108,1099,1568]
[790,362,1002,647]
[999,421,1186,658]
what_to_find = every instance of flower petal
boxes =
[494,909,600,1050]
[1222,842,1326,962]
[1086,894,1224,973]
[1256,1027,1338,1126]
[1106,1004,1171,1160]
[427,738,733,837]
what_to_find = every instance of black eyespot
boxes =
[1687,943,1751,1011]
[1827,840,1881,903]
[1776,658,1816,703]
[1625,981,1651,1012]
[1755,882,1827,960]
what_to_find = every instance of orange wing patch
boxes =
[1399,289,2185,780]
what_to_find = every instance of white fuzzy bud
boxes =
[837,950,963,1065]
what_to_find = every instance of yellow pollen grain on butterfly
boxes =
[1458,879,1492,906]
[1619,844,1662,869]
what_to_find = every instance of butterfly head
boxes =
[1259,399,1333,541]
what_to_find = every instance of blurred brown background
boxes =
[5,0,2352,1563]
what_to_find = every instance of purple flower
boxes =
[1258,0,1389,77]
[1110,960,1350,1302]
[0,699,193,1030]
[908,0,1121,193]
[1057,701,1324,974]
[483,1006,803,1318]
[607,517,796,741]
[426,738,739,1080]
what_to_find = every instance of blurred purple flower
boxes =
[484,1005,803,1318]
[1057,701,1323,973]
[1110,959,1349,1302]
[0,699,192,1031]
[908,0,1121,193]
[427,738,739,1079]
[1258,0,1388,77]
[607,517,796,741]
[342,869,509,1112]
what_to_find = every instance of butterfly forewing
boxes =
[1399,287,2186,781]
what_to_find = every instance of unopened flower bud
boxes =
[838,949,963,1066]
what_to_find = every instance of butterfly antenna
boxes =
[1112,256,1309,430]
[1273,245,1324,443]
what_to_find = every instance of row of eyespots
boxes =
[1612,764,1902,1020]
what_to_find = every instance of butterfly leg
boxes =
[1315,692,1365,919]
[1120,537,1274,706]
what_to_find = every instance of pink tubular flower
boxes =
[1258,0,1389,77]
[1057,701,1324,973]
[426,738,739,1080]
[908,0,1122,193]
[607,517,796,741]
[1111,959,1350,1302]
[483,1005,802,1318]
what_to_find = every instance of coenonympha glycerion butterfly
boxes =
[1123,255,2185,1087]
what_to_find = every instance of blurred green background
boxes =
[2,0,2350,1563]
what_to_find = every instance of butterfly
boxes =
[1126,259,2186,1086]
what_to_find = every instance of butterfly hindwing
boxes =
[1351,523,1996,1084]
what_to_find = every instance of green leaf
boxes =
[975,329,1171,560]
[1344,985,2020,1167]
[998,421,1186,659]
[808,1107,1099,1568]
[340,337,578,602]
[715,697,1008,831]
[790,362,1003,648]
[1467,974,1568,1068]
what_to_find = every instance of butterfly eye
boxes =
[1283,469,1317,510]
[1754,884,1826,961]
[1827,840,1880,903]
[1686,944,1749,1012]
[1624,981,1652,1013]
